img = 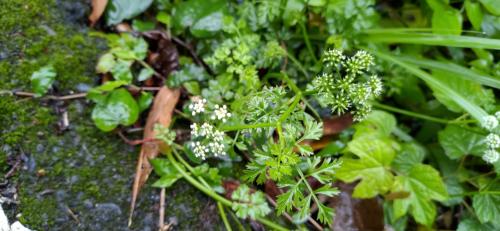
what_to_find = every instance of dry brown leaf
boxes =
[128,86,180,226]
[88,0,108,26]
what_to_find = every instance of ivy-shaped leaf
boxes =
[353,110,396,139]
[337,137,398,198]
[91,88,139,132]
[392,164,448,227]
[392,142,426,173]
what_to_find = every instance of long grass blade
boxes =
[363,30,500,50]
[369,50,488,121]
[398,56,500,89]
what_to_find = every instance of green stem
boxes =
[373,102,474,125]
[286,52,310,79]
[296,167,321,205]
[217,202,232,231]
[299,21,318,63]
[279,93,302,122]
[221,122,275,132]
[167,151,288,231]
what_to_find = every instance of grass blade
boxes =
[369,50,488,121]
[398,56,500,89]
[363,30,500,50]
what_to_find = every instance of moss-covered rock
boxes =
[0,0,222,230]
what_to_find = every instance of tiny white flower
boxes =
[495,111,500,120]
[323,49,345,66]
[188,97,207,116]
[200,123,214,137]
[192,141,209,160]
[211,104,232,122]
[481,115,499,131]
[208,142,226,157]
[190,123,200,137]
[482,149,499,164]
[485,133,500,149]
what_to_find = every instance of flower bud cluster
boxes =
[481,113,500,164]
[312,49,382,121]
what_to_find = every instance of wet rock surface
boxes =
[0,0,222,230]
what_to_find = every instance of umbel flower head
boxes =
[312,49,382,121]
[483,149,499,164]
[481,115,498,131]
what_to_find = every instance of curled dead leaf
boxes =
[89,0,108,26]
[129,86,180,226]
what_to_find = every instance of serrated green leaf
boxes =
[306,157,341,184]
[392,164,448,227]
[473,182,500,226]
[317,203,334,225]
[337,137,398,198]
[30,65,56,97]
[353,110,396,139]
[292,195,311,224]
[231,184,271,219]
[302,114,323,140]
[392,142,426,173]
[457,218,497,231]
[438,125,487,159]
[314,185,340,197]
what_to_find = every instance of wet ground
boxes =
[0,0,222,230]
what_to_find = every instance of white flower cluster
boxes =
[481,113,500,164]
[368,75,383,96]
[188,97,207,116]
[346,50,374,74]
[323,48,345,67]
[211,104,232,122]
[190,122,227,160]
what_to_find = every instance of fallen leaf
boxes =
[129,86,180,226]
[323,114,353,136]
[89,0,108,26]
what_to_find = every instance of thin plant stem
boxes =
[286,52,310,79]
[221,122,275,132]
[373,102,474,125]
[168,150,288,231]
[217,202,232,231]
[299,21,318,62]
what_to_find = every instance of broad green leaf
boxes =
[465,0,484,30]
[111,60,133,83]
[392,164,448,227]
[91,88,139,131]
[156,12,171,26]
[87,80,128,104]
[371,50,489,121]
[392,142,426,173]
[337,137,398,198]
[353,110,396,139]
[399,56,500,89]
[473,182,500,226]
[172,0,227,37]
[429,69,494,113]
[137,67,155,81]
[438,125,487,159]
[457,218,497,231]
[137,91,153,113]
[150,158,182,188]
[131,19,155,32]
[96,53,116,73]
[106,0,153,25]
[479,0,500,16]
[426,0,462,35]
[282,0,305,27]
[167,63,208,87]
[30,65,56,97]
